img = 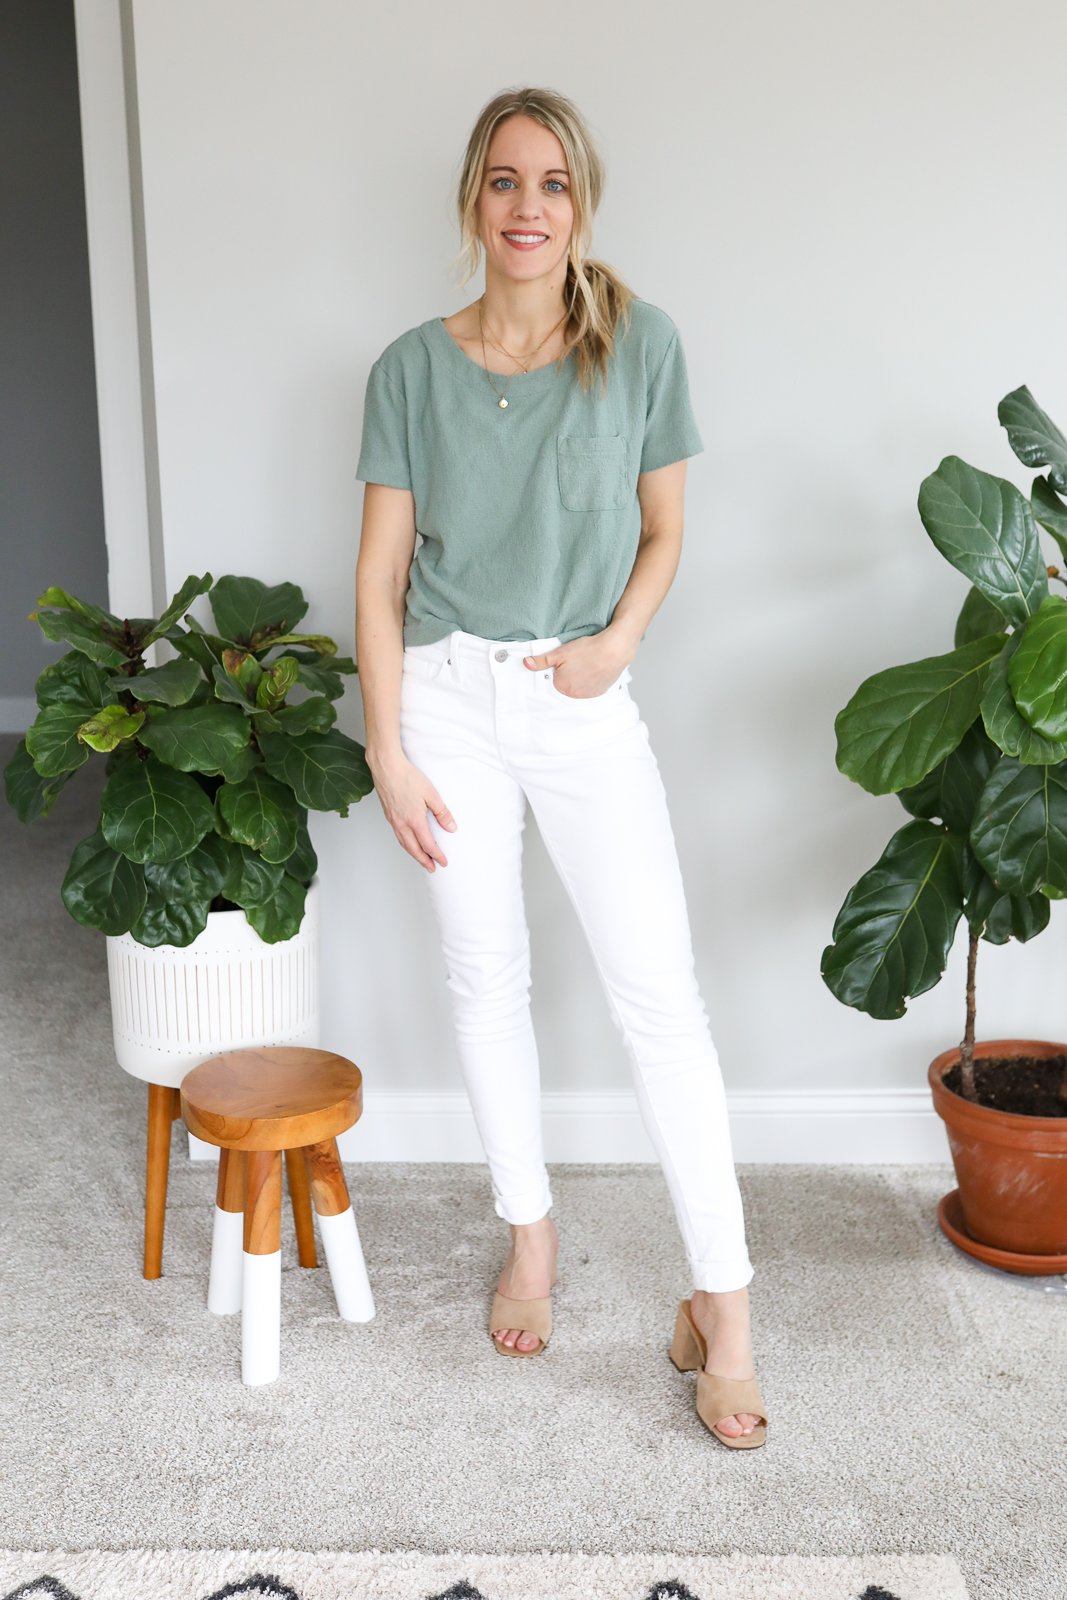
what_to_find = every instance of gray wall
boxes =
[1,0,107,728]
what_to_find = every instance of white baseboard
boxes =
[187,1087,949,1165]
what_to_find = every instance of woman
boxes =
[354,87,768,1449]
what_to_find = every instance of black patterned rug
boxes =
[0,1550,970,1598]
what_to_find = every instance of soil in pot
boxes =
[942,1054,1067,1117]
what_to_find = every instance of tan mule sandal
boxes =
[668,1296,769,1449]
[489,1269,559,1357]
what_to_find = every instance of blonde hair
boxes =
[450,87,637,395]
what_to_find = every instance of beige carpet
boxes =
[1,732,1065,1600]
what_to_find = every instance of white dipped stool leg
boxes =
[318,1207,375,1321]
[241,1149,283,1386]
[208,1148,244,1315]
[305,1139,376,1323]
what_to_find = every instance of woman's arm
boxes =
[355,482,456,870]
[355,482,416,769]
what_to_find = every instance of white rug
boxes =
[0,1549,970,1599]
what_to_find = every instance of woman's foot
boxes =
[689,1285,761,1439]
[492,1213,559,1352]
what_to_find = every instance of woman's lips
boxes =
[502,233,548,251]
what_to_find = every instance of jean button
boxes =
[494,649,508,662]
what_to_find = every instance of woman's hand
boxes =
[522,626,635,698]
[368,751,457,871]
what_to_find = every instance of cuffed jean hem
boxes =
[690,1258,756,1293]
[493,1186,554,1225]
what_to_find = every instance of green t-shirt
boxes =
[355,296,703,647]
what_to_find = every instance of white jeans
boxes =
[398,626,754,1293]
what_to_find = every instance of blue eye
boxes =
[490,177,568,194]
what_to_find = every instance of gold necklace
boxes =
[477,296,568,409]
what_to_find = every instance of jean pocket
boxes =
[546,664,632,703]
[556,434,629,511]
[402,643,450,683]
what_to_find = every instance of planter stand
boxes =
[107,879,321,1278]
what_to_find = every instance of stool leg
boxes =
[144,1084,179,1279]
[242,1149,282,1386]
[304,1138,375,1322]
[285,1147,318,1268]
[208,1148,244,1315]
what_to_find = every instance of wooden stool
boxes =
[142,1085,320,1279]
[180,1046,375,1385]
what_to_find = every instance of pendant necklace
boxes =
[477,295,568,409]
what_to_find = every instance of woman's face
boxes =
[477,114,574,289]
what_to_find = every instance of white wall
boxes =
[96,0,1067,1148]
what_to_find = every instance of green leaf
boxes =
[209,575,308,648]
[954,586,1008,648]
[220,842,284,908]
[166,624,229,676]
[835,634,1004,795]
[267,696,336,735]
[138,702,250,773]
[215,767,300,862]
[35,652,110,712]
[257,727,373,815]
[222,647,264,694]
[291,659,345,699]
[255,654,299,711]
[285,650,357,672]
[282,649,357,696]
[1006,594,1067,739]
[1032,476,1067,561]
[25,706,93,776]
[210,661,256,710]
[258,632,337,653]
[101,754,216,864]
[141,573,214,647]
[970,757,1067,896]
[3,739,74,822]
[77,704,146,753]
[35,586,120,632]
[60,830,146,934]
[997,385,1067,494]
[126,840,230,945]
[821,820,965,1019]
[897,721,999,834]
[979,631,1067,765]
[130,877,212,947]
[280,815,317,881]
[105,657,202,706]
[30,608,128,668]
[202,743,261,783]
[245,872,308,943]
[965,867,1051,945]
[917,456,1048,628]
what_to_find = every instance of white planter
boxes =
[105,875,321,1091]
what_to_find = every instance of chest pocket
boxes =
[557,434,629,511]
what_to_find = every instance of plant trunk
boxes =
[958,927,978,1102]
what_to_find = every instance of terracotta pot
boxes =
[928,1038,1067,1263]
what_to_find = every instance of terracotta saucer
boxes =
[937,1188,1067,1276]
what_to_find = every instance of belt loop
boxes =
[448,628,461,685]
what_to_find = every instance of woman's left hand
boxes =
[523,627,634,698]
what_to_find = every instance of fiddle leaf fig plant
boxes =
[821,386,1067,1103]
[4,573,373,948]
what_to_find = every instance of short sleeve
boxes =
[639,329,704,475]
[355,360,412,489]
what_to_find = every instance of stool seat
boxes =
[181,1046,362,1151]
